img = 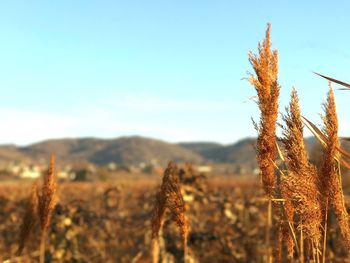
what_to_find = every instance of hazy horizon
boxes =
[0,133,321,148]
[1,134,258,147]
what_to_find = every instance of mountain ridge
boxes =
[0,136,320,170]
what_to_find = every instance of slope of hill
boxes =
[0,135,326,170]
[12,136,203,166]
[179,138,257,165]
[88,136,204,165]
[0,145,28,161]
[178,142,223,156]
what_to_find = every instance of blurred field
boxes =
[1,172,349,263]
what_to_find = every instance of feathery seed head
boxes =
[39,154,57,232]
[151,161,188,262]
[320,85,350,248]
[281,89,322,246]
[248,23,280,197]
[17,182,39,256]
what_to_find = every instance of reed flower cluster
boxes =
[16,155,57,263]
[17,183,39,256]
[248,24,350,260]
[248,23,280,197]
[281,89,322,256]
[320,86,350,248]
[151,161,188,263]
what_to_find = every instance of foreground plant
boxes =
[248,23,282,263]
[17,183,39,256]
[246,24,350,262]
[151,161,188,263]
[248,23,280,197]
[16,155,57,263]
[281,89,322,260]
[39,155,57,263]
[320,86,350,248]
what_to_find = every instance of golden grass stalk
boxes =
[248,23,280,197]
[281,194,295,259]
[274,222,282,263]
[151,189,166,263]
[151,161,188,263]
[281,89,322,253]
[314,72,350,90]
[274,143,301,259]
[16,182,39,256]
[39,155,57,231]
[15,155,57,261]
[300,223,304,262]
[39,154,57,263]
[322,199,328,263]
[266,198,273,263]
[151,164,187,262]
[320,85,350,248]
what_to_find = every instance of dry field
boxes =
[0,170,349,262]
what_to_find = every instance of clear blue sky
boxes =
[0,1,349,145]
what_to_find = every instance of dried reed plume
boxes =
[16,182,39,256]
[39,154,57,263]
[39,155,57,232]
[151,161,188,263]
[281,89,322,253]
[280,194,295,259]
[248,23,280,197]
[16,155,57,262]
[320,85,350,248]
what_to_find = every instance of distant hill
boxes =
[0,145,28,161]
[178,142,223,156]
[0,135,325,170]
[87,136,203,165]
[179,138,257,166]
[2,136,203,166]
[179,136,321,169]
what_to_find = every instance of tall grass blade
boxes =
[314,72,350,89]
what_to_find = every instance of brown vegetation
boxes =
[15,155,57,263]
[320,86,350,249]
[1,175,350,262]
[16,182,39,256]
[281,89,322,259]
[248,23,350,261]
[151,162,188,263]
[248,23,280,197]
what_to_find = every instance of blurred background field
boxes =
[1,168,350,262]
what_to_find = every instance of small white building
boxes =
[195,165,212,173]
[20,166,41,178]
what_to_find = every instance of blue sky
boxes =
[0,1,350,145]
